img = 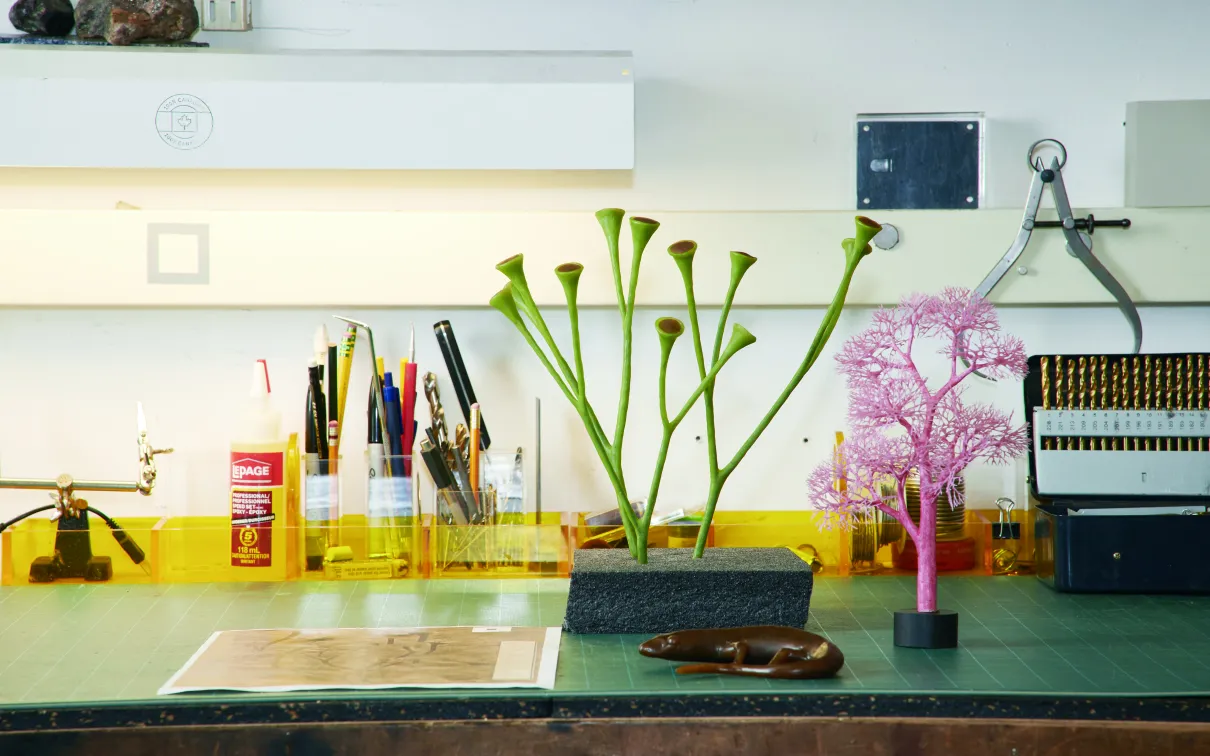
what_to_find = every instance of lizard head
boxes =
[638,632,686,659]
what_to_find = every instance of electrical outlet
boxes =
[200,0,252,32]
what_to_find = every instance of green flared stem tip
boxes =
[555,262,584,303]
[596,208,625,239]
[842,216,882,263]
[729,250,758,280]
[489,283,525,328]
[668,240,697,259]
[854,215,882,248]
[656,316,685,341]
[720,322,757,359]
[496,253,529,284]
[630,216,661,256]
[668,240,697,277]
[555,262,584,285]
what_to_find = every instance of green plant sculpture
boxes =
[491,210,881,564]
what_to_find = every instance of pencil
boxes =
[335,324,357,440]
[469,403,482,503]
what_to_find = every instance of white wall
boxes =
[2,0,1209,522]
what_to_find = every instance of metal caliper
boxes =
[969,138,1142,378]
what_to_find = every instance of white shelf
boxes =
[0,48,634,170]
[0,207,1204,308]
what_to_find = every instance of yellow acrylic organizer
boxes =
[572,510,837,574]
[2,515,159,586]
[424,449,571,578]
[313,454,422,581]
[424,510,572,579]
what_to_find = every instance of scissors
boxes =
[968,139,1142,379]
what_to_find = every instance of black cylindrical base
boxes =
[894,609,959,648]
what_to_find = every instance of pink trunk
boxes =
[916,494,938,613]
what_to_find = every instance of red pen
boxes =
[400,324,418,476]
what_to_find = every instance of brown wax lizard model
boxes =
[638,626,844,679]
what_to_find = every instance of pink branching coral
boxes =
[807,287,1028,613]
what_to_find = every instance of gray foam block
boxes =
[562,547,814,635]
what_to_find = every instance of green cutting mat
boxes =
[1,576,1208,707]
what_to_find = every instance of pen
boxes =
[307,360,329,463]
[366,376,387,558]
[313,325,329,383]
[401,367,418,478]
[383,372,405,478]
[433,320,490,450]
[327,344,338,426]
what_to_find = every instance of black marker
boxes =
[433,320,490,450]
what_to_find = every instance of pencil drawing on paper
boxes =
[160,626,559,693]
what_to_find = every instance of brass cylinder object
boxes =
[903,476,967,542]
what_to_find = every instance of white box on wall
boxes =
[1125,99,1210,207]
[0,47,634,170]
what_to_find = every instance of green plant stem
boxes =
[511,315,638,550]
[639,338,751,548]
[511,287,613,455]
[691,257,863,557]
[611,252,641,473]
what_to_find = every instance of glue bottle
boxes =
[229,359,287,572]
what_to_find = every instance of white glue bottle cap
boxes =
[243,358,282,442]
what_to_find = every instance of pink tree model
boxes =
[808,288,1028,647]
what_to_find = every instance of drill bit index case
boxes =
[1024,353,1210,594]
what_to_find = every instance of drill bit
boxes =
[1165,358,1174,451]
[1127,358,1137,449]
[1077,356,1088,450]
[1065,357,1077,450]
[1110,360,1121,450]
[1200,354,1207,452]
[1098,355,1108,449]
[1176,358,1185,450]
[1041,356,1052,451]
[1144,355,1153,450]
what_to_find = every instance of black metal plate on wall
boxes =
[856,119,981,210]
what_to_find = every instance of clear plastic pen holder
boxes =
[365,453,419,565]
[428,450,543,575]
[303,454,342,571]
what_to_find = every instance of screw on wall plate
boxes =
[967,123,975,130]
[966,196,974,203]
[1016,266,1028,276]
[862,197,870,205]
[862,124,870,132]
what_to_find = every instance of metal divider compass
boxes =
[966,139,1140,379]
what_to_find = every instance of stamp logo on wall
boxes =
[155,94,214,150]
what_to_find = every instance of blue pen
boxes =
[383,372,406,478]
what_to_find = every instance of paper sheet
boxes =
[158,625,562,695]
